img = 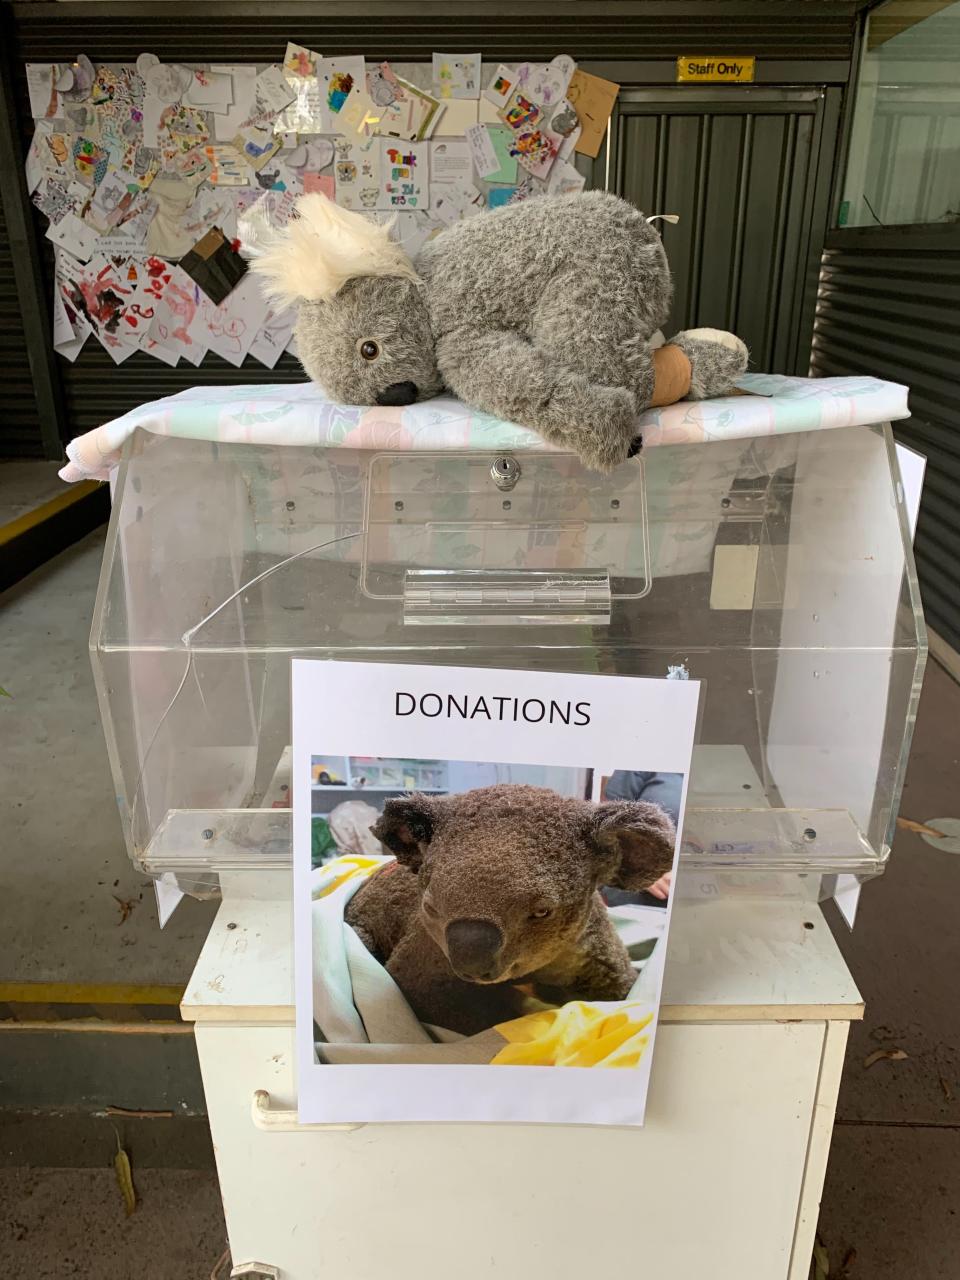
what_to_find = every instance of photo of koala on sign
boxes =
[318,765,679,1036]
[293,660,700,1126]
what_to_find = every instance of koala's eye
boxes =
[358,339,380,361]
[529,907,552,921]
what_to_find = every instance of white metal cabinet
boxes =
[183,889,860,1280]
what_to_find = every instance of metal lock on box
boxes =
[489,455,521,491]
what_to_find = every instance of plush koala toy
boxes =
[249,190,748,472]
[344,783,677,1036]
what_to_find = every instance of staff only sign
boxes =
[676,56,756,83]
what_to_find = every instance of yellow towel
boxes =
[491,1000,654,1068]
[313,854,387,900]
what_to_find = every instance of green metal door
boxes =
[604,88,841,375]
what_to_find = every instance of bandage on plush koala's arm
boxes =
[648,344,692,408]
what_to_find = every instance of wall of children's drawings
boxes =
[23,48,620,370]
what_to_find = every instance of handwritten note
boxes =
[378,139,429,210]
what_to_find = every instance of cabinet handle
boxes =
[251,1089,363,1133]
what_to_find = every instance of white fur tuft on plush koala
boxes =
[248,193,418,309]
[246,191,749,470]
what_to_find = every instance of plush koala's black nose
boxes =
[446,919,503,979]
[375,380,418,406]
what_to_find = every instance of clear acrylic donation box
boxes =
[88,404,924,1278]
[90,416,926,903]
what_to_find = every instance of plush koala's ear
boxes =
[589,801,677,891]
[371,794,436,869]
[243,193,418,308]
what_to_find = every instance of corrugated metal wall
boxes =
[0,187,44,456]
[4,0,859,447]
[11,3,859,64]
[811,235,960,649]
[613,89,840,373]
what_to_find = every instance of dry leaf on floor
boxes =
[813,1237,830,1278]
[840,1246,858,1276]
[113,894,136,924]
[896,816,945,838]
[112,1130,137,1217]
[864,1047,909,1068]
[210,1246,232,1279]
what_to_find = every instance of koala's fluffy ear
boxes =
[243,193,418,308]
[589,801,677,891]
[371,794,436,869]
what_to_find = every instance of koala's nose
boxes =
[376,380,418,406]
[446,919,503,979]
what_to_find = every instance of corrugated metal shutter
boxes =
[811,242,960,650]
[7,1,858,440]
[613,89,838,373]
[11,4,859,64]
[0,183,44,456]
[58,345,306,436]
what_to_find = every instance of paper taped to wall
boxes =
[24,46,617,369]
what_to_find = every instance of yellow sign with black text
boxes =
[677,57,755,84]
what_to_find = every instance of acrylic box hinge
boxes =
[401,568,612,626]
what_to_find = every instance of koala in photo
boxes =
[247,190,749,472]
[344,783,677,1036]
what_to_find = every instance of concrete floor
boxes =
[0,460,68,523]
[0,530,217,985]
[816,655,960,1280]
[1,1168,227,1279]
[0,530,957,1277]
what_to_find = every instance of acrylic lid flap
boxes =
[359,451,650,625]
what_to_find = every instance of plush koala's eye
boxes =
[529,907,552,920]
[358,339,380,361]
